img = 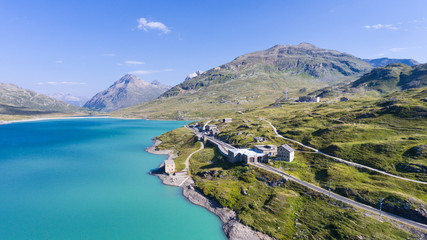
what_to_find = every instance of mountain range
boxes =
[83,74,171,112]
[363,58,419,67]
[49,93,89,107]
[116,43,373,119]
[0,83,83,116]
[311,63,427,98]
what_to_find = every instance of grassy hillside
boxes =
[190,145,419,239]
[153,129,419,239]
[114,43,372,119]
[184,88,427,222]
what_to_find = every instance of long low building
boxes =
[228,149,268,164]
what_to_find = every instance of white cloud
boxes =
[56,60,63,64]
[137,18,170,34]
[129,70,158,75]
[364,24,399,30]
[390,47,407,52]
[124,60,145,65]
[36,81,87,86]
[102,53,116,57]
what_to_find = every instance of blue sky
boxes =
[0,0,426,97]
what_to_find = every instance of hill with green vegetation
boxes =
[115,43,372,119]
[155,126,423,239]
[0,83,86,120]
[192,88,427,222]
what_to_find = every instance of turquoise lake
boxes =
[0,118,225,240]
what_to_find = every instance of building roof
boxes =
[229,148,265,157]
[164,159,175,165]
[254,145,277,151]
[280,144,295,152]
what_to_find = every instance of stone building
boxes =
[223,118,232,123]
[164,159,175,174]
[228,149,268,164]
[276,144,295,162]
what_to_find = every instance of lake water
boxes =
[0,118,225,240]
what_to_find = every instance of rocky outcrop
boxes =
[84,74,171,112]
[185,70,204,80]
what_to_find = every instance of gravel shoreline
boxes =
[146,138,274,240]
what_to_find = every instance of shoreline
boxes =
[0,115,198,125]
[145,138,274,240]
[0,116,113,125]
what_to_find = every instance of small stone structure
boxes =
[206,125,220,136]
[340,97,349,102]
[254,145,278,157]
[253,136,266,143]
[276,144,295,162]
[222,118,232,123]
[164,159,175,174]
[206,125,218,131]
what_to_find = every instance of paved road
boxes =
[251,162,427,231]
[202,120,212,131]
[263,119,427,185]
[184,141,205,171]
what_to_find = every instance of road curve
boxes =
[263,119,427,185]
[184,141,205,171]
[251,162,427,231]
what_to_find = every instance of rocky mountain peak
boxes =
[83,74,171,112]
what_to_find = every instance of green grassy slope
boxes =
[189,88,427,223]
[188,144,418,239]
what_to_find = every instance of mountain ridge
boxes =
[363,58,419,67]
[0,82,83,113]
[116,43,373,119]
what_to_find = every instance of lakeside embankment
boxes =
[146,138,274,240]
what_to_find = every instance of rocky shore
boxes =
[146,138,274,240]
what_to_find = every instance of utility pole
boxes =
[328,179,332,198]
[379,195,383,217]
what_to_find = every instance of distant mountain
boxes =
[117,43,373,119]
[84,74,171,112]
[352,63,427,92]
[0,83,83,113]
[49,93,89,107]
[311,63,427,97]
[363,58,419,67]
